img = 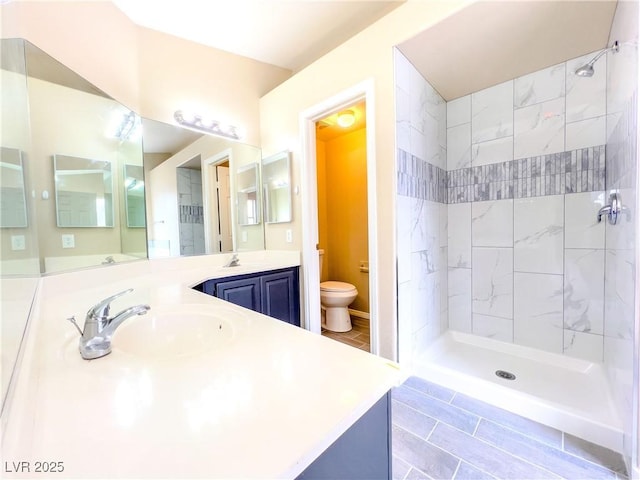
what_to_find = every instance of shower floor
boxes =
[413,331,624,453]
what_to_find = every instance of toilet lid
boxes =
[320,281,356,292]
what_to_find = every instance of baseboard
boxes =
[348,309,369,320]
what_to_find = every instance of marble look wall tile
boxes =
[514,272,564,353]
[411,200,441,264]
[604,249,635,341]
[514,195,564,274]
[396,86,411,152]
[563,330,604,363]
[566,116,607,151]
[514,63,565,108]
[448,202,471,267]
[564,191,606,248]
[472,199,513,247]
[472,136,514,167]
[397,195,413,284]
[394,48,416,94]
[411,252,440,332]
[448,95,471,128]
[472,313,513,342]
[447,123,471,170]
[448,267,472,333]
[564,249,605,335]
[439,204,448,248]
[514,97,565,159]
[566,51,607,123]
[397,280,413,366]
[472,81,514,143]
[472,247,513,319]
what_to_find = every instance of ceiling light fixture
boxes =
[174,110,241,140]
[337,110,355,128]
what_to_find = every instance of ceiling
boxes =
[398,0,618,100]
[112,0,404,72]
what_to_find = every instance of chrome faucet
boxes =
[223,253,240,267]
[68,288,150,360]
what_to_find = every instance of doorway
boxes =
[299,80,379,355]
[203,149,234,254]
[316,101,371,351]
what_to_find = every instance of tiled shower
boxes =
[395,0,637,471]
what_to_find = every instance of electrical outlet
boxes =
[241,231,248,243]
[11,235,26,251]
[286,229,292,243]
[61,234,75,249]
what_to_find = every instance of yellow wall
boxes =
[318,128,369,313]
[260,1,471,359]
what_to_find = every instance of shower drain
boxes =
[495,370,516,381]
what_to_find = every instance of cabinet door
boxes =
[261,269,299,326]
[215,276,261,312]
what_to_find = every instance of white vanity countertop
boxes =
[3,251,403,479]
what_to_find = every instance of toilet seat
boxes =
[320,281,356,293]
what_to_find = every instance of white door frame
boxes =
[299,79,379,355]
[202,148,233,254]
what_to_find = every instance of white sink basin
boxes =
[112,305,238,359]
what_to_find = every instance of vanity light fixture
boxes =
[174,110,241,140]
[337,110,355,128]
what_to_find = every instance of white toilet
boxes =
[319,250,358,332]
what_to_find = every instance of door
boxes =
[216,165,233,252]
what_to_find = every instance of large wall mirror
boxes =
[0,147,28,229]
[0,38,146,276]
[143,118,265,258]
[262,150,292,223]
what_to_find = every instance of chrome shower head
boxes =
[574,41,619,77]
[574,62,595,77]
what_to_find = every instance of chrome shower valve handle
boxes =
[597,192,628,225]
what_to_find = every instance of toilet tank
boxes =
[318,249,324,280]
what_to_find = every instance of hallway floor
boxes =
[392,376,628,480]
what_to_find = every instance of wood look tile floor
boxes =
[321,316,370,352]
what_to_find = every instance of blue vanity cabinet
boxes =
[195,267,300,326]
[215,276,261,312]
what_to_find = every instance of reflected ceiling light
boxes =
[174,110,241,140]
[337,110,355,128]
[115,111,139,141]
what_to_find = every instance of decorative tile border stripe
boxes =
[397,149,447,203]
[397,146,606,204]
[448,145,606,204]
[179,205,204,224]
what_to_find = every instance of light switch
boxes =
[11,235,26,251]
[61,234,75,249]
[286,229,293,243]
